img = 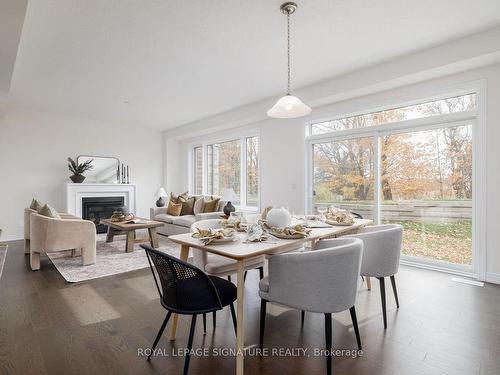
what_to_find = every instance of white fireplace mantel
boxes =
[65,183,137,218]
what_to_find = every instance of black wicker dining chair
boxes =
[141,244,237,375]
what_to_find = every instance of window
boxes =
[311,93,476,135]
[309,92,477,272]
[191,135,259,209]
[313,136,375,220]
[246,136,259,207]
[193,146,203,195]
[207,140,241,204]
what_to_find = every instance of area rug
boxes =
[0,244,7,282]
[47,231,180,283]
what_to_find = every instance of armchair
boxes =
[259,238,363,375]
[30,213,96,270]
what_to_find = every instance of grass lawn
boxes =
[386,220,472,265]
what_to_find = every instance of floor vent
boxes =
[451,277,484,287]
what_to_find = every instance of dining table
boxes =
[167,218,373,375]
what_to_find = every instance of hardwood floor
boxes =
[1,240,500,375]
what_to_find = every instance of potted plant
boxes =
[67,157,93,183]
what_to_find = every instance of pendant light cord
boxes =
[287,11,291,95]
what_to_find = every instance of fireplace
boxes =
[82,196,125,234]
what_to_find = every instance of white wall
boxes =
[163,62,500,280]
[0,108,163,240]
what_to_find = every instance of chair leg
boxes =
[30,251,41,271]
[258,266,264,280]
[24,239,30,255]
[301,310,305,326]
[259,299,267,349]
[325,313,332,375]
[229,303,237,336]
[349,306,362,350]
[212,311,216,328]
[203,313,207,334]
[227,275,231,282]
[390,275,400,308]
[366,276,371,290]
[183,314,197,375]
[378,277,387,329]
[147,311,172,361]
[244,271,247,282]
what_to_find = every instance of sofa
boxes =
[150,195,226,237]
[30,212,97,270]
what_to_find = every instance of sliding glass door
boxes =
[308,92,478,273]
[380,124,472,266]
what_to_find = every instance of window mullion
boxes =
[240,136,247,209]
[373,133,381,225]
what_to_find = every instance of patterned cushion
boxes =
[38,204,61,219]
[170,191,188,204]
[166,201,182,216]
[203,197,220,213]
[193,196,205,215]
[178,195,195,216]
[29,198,43,211]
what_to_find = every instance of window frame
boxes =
[305,81,487,281]
[188,131,260,211]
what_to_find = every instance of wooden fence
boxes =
[315,201,472,223]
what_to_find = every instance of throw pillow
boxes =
[203,197,220,213]
[193,196,205,214]
[170,191,189,204]
[29,198,42,211]
[166,200,182,216]
[39,204,61,219]
[178,195,195,216]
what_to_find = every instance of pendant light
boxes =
[267,2,311,119]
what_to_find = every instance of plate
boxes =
[325,220,353,226]
[197,235,240,244]
[211,235,239,243]
[268,231,306,240]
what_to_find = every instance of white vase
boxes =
[266,207,292,228]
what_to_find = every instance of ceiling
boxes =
[6,0,500,129]
[0,0,28,117]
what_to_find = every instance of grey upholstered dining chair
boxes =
[189,219,265,332]
[344,224,403,329]
[259,238,363,375]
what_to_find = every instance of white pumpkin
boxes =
[266,207,292,228]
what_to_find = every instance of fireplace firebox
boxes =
[82,196,125,234]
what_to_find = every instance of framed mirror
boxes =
[77,155,120,184]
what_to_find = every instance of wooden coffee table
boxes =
[101,217,164,253]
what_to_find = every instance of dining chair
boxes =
[189,219,265,332]
[141,244,237,375]
[259,238,363,375]
[344,224,403,328]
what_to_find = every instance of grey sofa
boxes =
[150,195,226,237]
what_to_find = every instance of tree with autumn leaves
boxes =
[314,94,475,203]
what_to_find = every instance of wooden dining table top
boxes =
[168,218,373,260]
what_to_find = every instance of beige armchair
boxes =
[24,208,82,254]
[30,213,97,270]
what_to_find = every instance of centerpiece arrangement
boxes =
[192,228,237,245]
[192,205,356,246]
[323,206,355,226]
[261,206,311,239]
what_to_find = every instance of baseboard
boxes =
[1,236,23,242]
[486,272,500,285]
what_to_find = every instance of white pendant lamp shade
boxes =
[267,94,312,119]
[268,2,311,119]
